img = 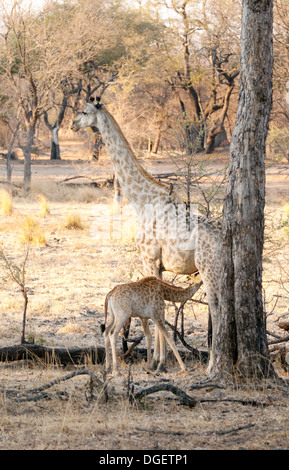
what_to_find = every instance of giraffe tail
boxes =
[100,293,109,334]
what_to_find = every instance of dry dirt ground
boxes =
[0,140,289,451]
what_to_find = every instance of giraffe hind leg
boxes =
[106,305,129,376]
[109,320,124,376]
[104,319,115,372]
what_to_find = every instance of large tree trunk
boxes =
[210,0,275,380]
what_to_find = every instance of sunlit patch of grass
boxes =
[20,216,47,246]
[56,322,84,335]
[0,189,13,215]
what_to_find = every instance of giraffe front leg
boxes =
[155,328,167,374]
[150,324,168,372]
[141,318,152,369]
[149,324,159,370]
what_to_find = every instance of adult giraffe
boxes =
[71,98,221,373]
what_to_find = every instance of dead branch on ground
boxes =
[136,422,255,436]
[129,381,271,409]
[3,368,106,403]
[129,383,198,408]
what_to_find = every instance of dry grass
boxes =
[0,156,289,450]
[37,194,50,218]
[20,216,47,246]
[0,189,13,215]
[56,321,85,335]
[64,212,84,230]
[0,361,289,450]
[29,180,106,204]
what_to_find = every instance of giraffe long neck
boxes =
[96,109,177,211]
[161,281,202,303]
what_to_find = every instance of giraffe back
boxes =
[105,276,202,307]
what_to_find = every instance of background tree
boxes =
[0,0,113,179]
[149,0,240,154]
[0,2,44,186]
[109,7,176,154]
[0,0,287,182]
[41,0,122,160]
[268,0,289,162]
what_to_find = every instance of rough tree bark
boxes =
[210,0,275,380]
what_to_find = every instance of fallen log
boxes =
[0,344,105,366]
[0,342,207,367]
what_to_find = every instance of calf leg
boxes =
[104,320,115,372]
[141,318,152,366]
[155,324,167,373]
[109,320,125,376]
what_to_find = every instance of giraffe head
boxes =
[71,97,103,132]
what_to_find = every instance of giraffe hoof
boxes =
[148,361,158,371]
[155,364,168,374]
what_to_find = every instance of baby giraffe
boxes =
[102,276,202,375]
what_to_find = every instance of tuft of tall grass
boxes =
[37,194,50,217]
[0,189,13,215]
[64,213,84,230]
[20,216,47,246]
